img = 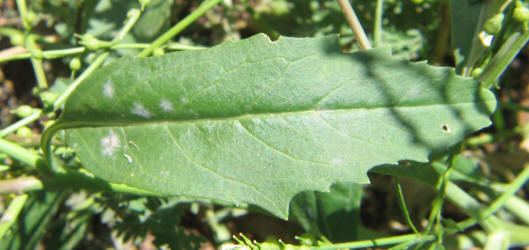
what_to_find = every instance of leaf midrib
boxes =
[59,100,491,129]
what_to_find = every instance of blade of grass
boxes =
[394,177,419,234]
[0,194,28,240]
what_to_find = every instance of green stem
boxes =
[0,27,23,37]
[26,35,48,89]
[337,0,372,51]
[314,234,431,249]
[166,43,206,50]
[480,165,529,219]
[0,194,28,240]
[500,101,529,112]
[137,0,221,57]
[0,177,43,194]
[0,138,41,169]
[373,0,384,47]
[394,177,419,233]
[112,9,142,43]
[52,52,109,109]
[466,124,529,146]
[424,162,452,234]
[30,57,48,89]
[478,29,529,88]
[504,196,529,225]
[444,180,497,231]
[14,0,30,30]
[0,111,41,138]
[112,42,206,50]
[0,170,163,198]
[0,42,207,64]
[0,47,85,64]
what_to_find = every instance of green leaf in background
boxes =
[290,183,363,243]
[0,192,64,250]
[450,0,510,75]
[450,0,484,73]
[42,34,496,219]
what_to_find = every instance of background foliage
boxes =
[0,0,529,249]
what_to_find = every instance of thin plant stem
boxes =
[480,165,529,219]
[0,177,43,194]
[0,53,107,139]
[112,9,142,43]
[0,138,40,168]
[0,41,208,64]
[0,194,28,240]
[504,196,529,225]
[52,0,142,107]
[138,0,221,57]
[0,52,108,139]
[25,34,49,90]
[14,0,29,30]
[337,0,372,51]
[166,43,206,50]
[374,0,384,47]
[1,3,144,138]
[16,0,49,89]
[30,57,48,89]
[0,111,41,138]
[500,101,529,112]
[424,174,447,233]
[314,234,432,250]
[26,35,48,89]
[0,47,85,63]
[52,52,109,109]
[394,177,419,234]
[424,155,458,234]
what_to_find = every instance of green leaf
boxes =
[42,34,496,219]
[450,0,484,73]
[290,183,363,243]
[133,0,172,42]
[0,191,64,250]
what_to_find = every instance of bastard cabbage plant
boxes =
[1,0,529,249]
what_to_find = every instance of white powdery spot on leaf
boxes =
[131,102,153,118]
[159,99,174,112]
[101,131,120,157]
[331,158,343,166]
[103,79,114,98]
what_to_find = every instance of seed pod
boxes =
[16,127,33,138]
[12,105,35,118]
[472,67,484,78]
[484,13,505,35]
[513,1,529,22]
[69,57,82,71]
[153,48,165,57]
[10,33,23,46]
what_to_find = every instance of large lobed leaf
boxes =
[43,34,496,218]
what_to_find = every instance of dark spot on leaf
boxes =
[441,123,451,133]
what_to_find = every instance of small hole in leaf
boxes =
[441,123,451,133]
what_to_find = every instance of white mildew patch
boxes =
[131,102,153,118]
[180,97,189,104]
[331,158,343,166]
[103,79,115,98]
[123,154,132,164]
[128,140,140,150]
[188,109,199,117]
[159,99,174,112]
[101,131,120,157]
